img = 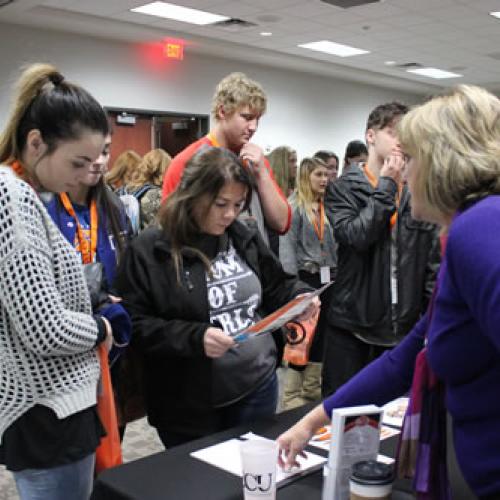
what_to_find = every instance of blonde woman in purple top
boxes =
[278,85,500,499]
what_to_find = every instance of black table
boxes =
[92,405,414,500]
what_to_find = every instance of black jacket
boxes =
[114,220,310,436]
[324,166,440,345]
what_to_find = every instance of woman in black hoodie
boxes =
[115,147,318,447]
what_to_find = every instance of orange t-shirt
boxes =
[161,135,292,233]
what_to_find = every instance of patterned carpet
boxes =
[0,368,287,499]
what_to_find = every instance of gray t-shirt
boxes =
[207,241,276,407]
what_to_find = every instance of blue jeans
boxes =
[13,453,95,500]
[218,372,278,429]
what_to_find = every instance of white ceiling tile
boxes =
[456,0,500,12]
[107,10,167,27]
[309,9,369,27]
[369,28,429,43]
[204,2,262,18]
[282,0,343,18]
[423,5,483,20]
[405,22,457,36]
[383,13,435,28]
[348,2,410,19]
[385,0,460,10]
[154,0,230,9]
[238,0,304,10]
[6,0,500,94]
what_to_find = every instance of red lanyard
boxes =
[312,200,325,242]
[59,192,98,264]
[363,164,401,229]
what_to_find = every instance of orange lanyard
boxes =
[363,164,401,229]
[312,200,325,242]
[10,160,25,179]
[59,192,98,264]
[207,132,220,147]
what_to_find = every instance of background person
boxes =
[0,63,114,500]
[105,149,141,191]
[267,145,297,197]
[266,145,297,255]
[277,85,500,499]
[116,147,318,448]
[279,157,337,410]
[44,131,133,436]
[321,102,440,397]
[124,148,171,230]
[341,139,368,175]
[313,150,339,185]
[162,72,291,245]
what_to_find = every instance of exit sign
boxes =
[164,39,184,60]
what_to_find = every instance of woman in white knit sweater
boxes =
[0,64,114,500]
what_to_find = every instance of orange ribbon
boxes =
[312,200,325,243]
[59,192,98,264]
[363,164,401,229]
[206,132,220,147]
[10,160,26,181]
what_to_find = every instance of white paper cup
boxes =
[240,440,278,500]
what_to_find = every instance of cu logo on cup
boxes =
[243,473,273,493]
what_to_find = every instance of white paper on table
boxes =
[308,424,401,452]
[382,397,409,428]
[190,433,326,488]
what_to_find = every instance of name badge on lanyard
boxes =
[320,266,331,284]
[59,193,98,264]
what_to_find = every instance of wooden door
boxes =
[108,112,153,168]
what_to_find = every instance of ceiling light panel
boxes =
[298,40,369,57]
[406,67,463,79]
[131,2,229,25]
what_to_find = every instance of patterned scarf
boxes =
[397,271,451,499]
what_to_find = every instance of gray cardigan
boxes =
[279,200,337,275]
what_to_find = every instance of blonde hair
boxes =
[211,72,267,120]
[295,157,329,226]
[398,85,500,218]
[105,150,141,189]
[267,146,296,195]
[126,148,171,190]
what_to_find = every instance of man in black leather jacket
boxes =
[322,102,440,397]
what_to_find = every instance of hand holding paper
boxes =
[294,295,321,323]
[204,327,235,358]
[233,282,333,343]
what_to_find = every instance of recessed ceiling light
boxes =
[385,61,396,66]
[406,67,462,79]
[489,11,500,18]
[131,1,229,25]
[260,32,273,36]
[298,40,369,58]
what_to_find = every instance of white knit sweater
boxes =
[0,167,101,443]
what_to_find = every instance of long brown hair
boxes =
[159,147,254,283]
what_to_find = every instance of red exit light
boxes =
[164,38,184,60]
